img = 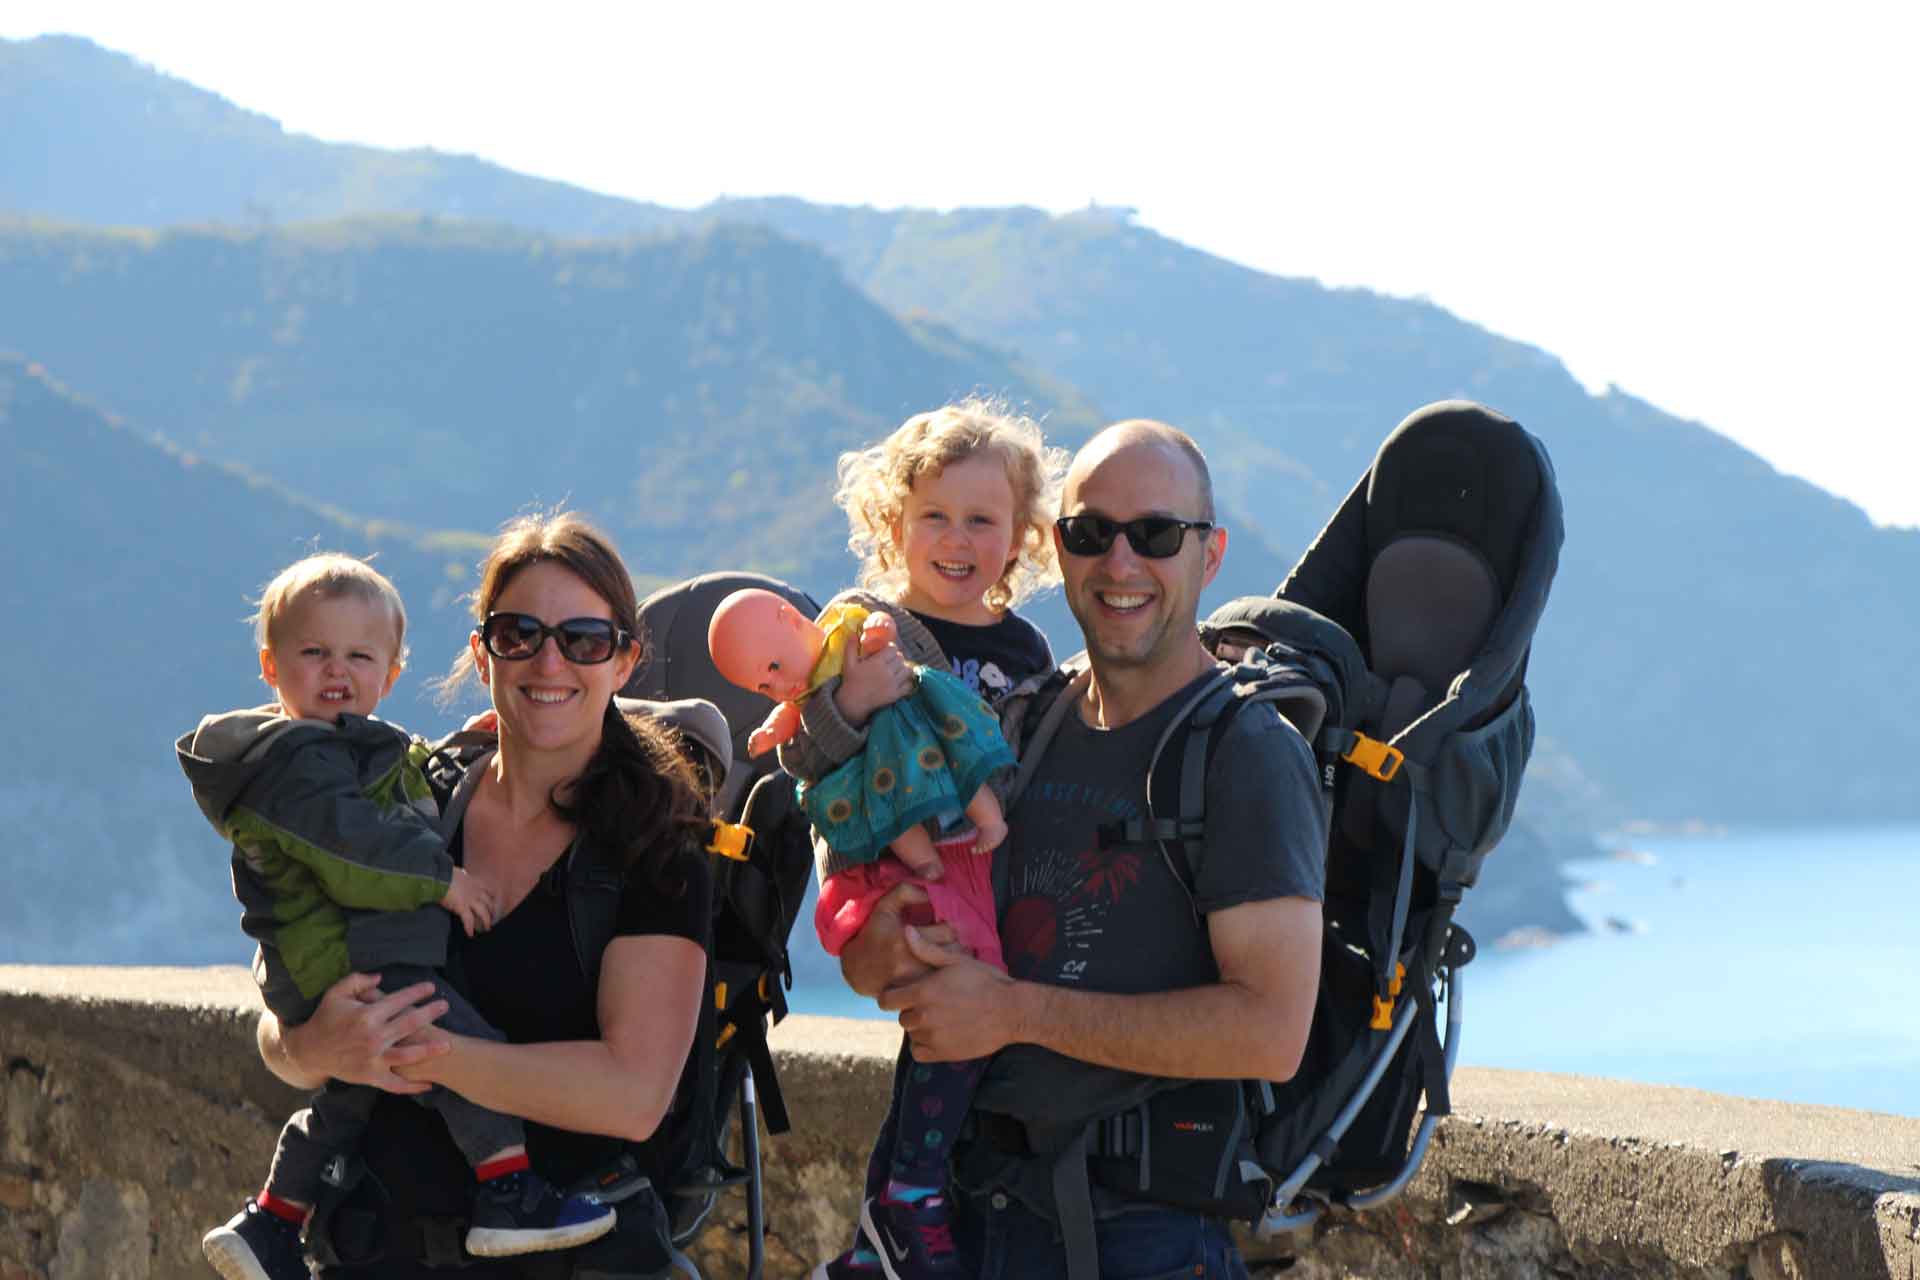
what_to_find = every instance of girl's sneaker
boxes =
[201,1200,310,1280]
[860,1193,965,1280]
[466,1170,617,1257]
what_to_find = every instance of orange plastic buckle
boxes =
[1342,734,1405,782]
[707,821,752,861]
[1368,963,1406,1031]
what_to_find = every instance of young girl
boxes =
[782,399,1066,1280]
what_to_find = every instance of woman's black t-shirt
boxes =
[343,825,710,1277]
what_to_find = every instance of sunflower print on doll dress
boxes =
[797,664,1014,865]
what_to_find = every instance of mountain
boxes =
[0,217,1100,592]
[0,35,684,236]
[8,33,1919,831]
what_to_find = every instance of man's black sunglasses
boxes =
[1055,514,1214,559]
[477,613,633,665]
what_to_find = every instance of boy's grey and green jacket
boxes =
[176,706,453,1022]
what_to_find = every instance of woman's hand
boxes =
[838,882,966,998]
[273,972,454,1094]
[833,634,915,729]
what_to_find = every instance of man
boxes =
[843,420,1328,1278]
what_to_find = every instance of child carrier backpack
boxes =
[998,400,1562,1264]
[623,571,823,1280]
[1208,398,1561,1231]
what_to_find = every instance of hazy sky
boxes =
[7,2,1917,526]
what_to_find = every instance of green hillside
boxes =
[0,218,1099,592]
[0,353,485,752]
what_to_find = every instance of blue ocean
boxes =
[785,823,1920,1119]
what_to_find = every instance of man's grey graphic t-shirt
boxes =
[996,669,1327,996]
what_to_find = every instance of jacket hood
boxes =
[175,705,325,829]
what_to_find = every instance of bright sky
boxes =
[7,2,1918,526]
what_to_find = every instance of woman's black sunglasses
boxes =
[477,613,633,665]
[1055,514,1214,559]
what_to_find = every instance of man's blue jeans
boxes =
[952,1185,1250,1280]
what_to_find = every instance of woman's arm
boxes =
[258,972,453,1092]
[395,933,707,1144]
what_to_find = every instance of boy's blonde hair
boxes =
[252,553,409,665]
[835,398,1068,614]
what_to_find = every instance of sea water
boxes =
[785,823,1920,1119]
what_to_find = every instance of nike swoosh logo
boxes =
[883,1227,910,1263]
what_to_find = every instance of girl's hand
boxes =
[833,634,914,728]
[282,972,453,1094]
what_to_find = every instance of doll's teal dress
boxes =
[795,604,1014,863]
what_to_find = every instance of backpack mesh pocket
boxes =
[1427,685,1534,858]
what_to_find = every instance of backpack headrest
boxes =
[1201,596,1376,733]
[625,571,822,815]
[615,696,733,796]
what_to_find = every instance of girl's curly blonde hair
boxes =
[836,398,1068,614]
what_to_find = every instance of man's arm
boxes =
[882,893,1322,1082]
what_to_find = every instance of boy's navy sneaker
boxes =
[466,1170,617,1257]
[809,1243,884,1280]
[202,1200,311,1280]
[861,1193,966,1280]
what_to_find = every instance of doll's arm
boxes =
[748,701,804,757]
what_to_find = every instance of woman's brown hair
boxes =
[442,511,707,888]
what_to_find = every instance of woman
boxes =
[257,511,713,1277]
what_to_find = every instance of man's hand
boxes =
[878,929,1023,1062]
[837,882,964,998]
[279,972,453,1094]
[832,629,914,729]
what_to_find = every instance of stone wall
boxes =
[3,966,1916,1280]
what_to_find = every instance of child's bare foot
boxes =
[971,812,1007,855]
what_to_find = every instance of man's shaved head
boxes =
[1065,419,1215,521]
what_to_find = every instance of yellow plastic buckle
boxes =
[707,821,752,861]
[1342,733,1405,782]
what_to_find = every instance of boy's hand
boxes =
[460,710,500,736]
[440,867,497,936]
